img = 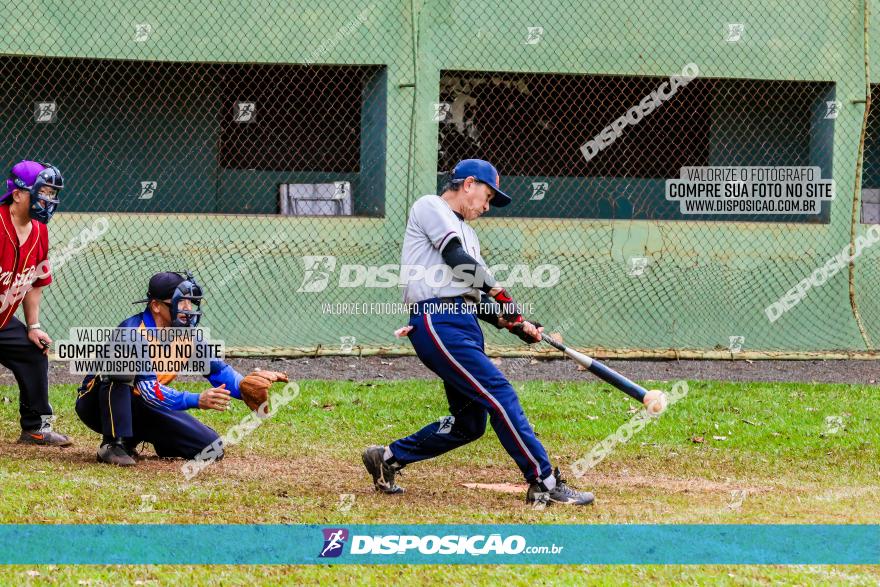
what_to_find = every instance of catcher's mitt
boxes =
[239,370,289,413]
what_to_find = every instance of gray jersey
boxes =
[401,194,488,304]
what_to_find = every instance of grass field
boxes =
[0,377,877,585]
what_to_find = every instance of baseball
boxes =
[643,389,668,415]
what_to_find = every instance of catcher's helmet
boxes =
[134,270,204,327]
[2,160,64,224]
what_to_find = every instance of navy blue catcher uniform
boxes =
[75,272,243,461]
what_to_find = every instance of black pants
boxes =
[75,377,221,459]
[0,316,52,431]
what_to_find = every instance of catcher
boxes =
[75,271,287,466]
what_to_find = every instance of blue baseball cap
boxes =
[452,159,512,207]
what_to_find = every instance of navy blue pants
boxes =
[389,299,553,483]
[75,377,220,459]
[0,316,52,431]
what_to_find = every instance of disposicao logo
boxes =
[328,533,529,556]
[319,528,349,558]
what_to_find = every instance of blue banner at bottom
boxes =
[1,525,876,565]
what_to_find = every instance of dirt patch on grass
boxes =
[593,473,774,495]
[0,442,807,499]
[460,475,775,498]
[1,438,873,525]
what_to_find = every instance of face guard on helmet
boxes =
[11,162,63,224]
[170,271,204,327]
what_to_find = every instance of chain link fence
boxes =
[0,0,877,357]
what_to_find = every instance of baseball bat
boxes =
[541,334,646,402]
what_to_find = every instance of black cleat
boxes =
[97,442,137,467]
[527,467,595,506]
[17,425,72,447]
[362,445,404,494]
[123,440,141,462]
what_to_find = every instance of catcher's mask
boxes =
[4,161,63,224]
[134,270,204,327]
[169,272,203,327]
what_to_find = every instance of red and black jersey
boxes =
[0,203,52,329]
